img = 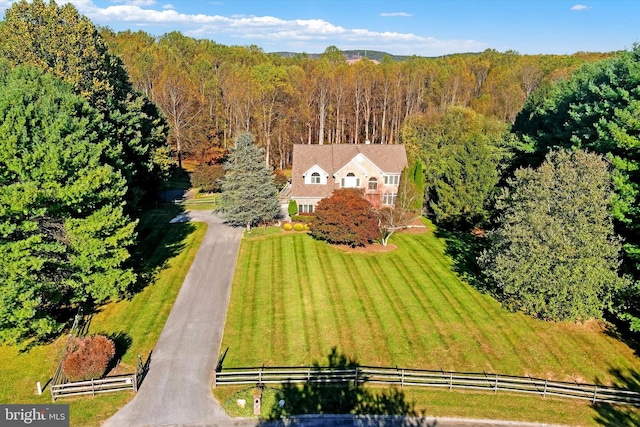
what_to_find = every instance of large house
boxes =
[289,143,408,213]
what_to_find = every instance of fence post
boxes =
[307,368,311,382]
[494,374,498,394]
[592,386,598,404]
[543,379,547,398]
[354,366,359,385]
[91,379,95,396]
[401,369,405,388]
[133,372,138,393]
[449,372,453,391]
[213,370,216,389]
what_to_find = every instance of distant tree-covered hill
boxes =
[274,49,411,61]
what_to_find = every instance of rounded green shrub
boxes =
[293,223,304,231]
[283,223,293,231]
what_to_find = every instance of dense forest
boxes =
[99,28,610,168]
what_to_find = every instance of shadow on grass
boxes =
[263,348,418,423]
[126,203,195,297]
[593,368,640,426]
[104,331,133,373]
[434,228,497,296]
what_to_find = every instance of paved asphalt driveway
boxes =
[104,211,242,426]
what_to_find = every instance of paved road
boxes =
[104,210,242,427]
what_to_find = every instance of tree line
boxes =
[100,28,610,169]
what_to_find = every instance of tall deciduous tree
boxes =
[310,189,379,247]
[215,133,280,230]
[480,150,625,321]
[0,0,169,207]
[0,65,136,345]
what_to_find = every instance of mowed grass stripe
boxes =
[316,243,355,353]
[402,234,568,373]
[398,238,480,369]
[339,252,395,362]
[380,253,451,366]
[305,239,340,359]
[359,256,421,364]
[293,235,319,359]
[399,235,531,371]
[284,236,309,363]
[220,231,640,386]
[323,248,388,361]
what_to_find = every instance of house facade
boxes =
[289,143,408,213]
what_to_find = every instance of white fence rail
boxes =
[214,366,640,406]
[51,354,147,401]
[51,374,137,400]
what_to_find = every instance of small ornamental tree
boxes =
[377,174,421,246]
[62,335,116,382]
[310,189,379,247]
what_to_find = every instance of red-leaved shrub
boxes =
[62,335,116,382]
[310,188,379,247]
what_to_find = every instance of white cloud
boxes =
[110,0,157,6]
[162,4,175,10]
[380,12,412,17]
[571,4,590,11]
[38,1,485,56]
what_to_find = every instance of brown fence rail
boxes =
[214,366,640,406]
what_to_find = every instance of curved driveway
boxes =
[104,211,242,427]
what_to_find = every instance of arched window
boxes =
[368,177,378,190]
[311,172,321,184]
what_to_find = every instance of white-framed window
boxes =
[341,172,360,188]
[310,172,321,184]
[384,175,400,186]
[299,204,314,213]
[383,193,397,205]
[368,177,378,191]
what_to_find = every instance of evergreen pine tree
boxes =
[216,133,280,230]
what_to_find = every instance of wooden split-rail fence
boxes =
[214,366,640,406]
[51,355,147,401]
[49,308,150,401]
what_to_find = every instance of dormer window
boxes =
[303,165,328,184]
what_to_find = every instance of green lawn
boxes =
[217,227,640,425]
[0,207,207,427]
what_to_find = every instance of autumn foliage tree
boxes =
[63,335,116,382]
[310,189,379,247]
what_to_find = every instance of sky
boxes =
[1,0,638,57]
